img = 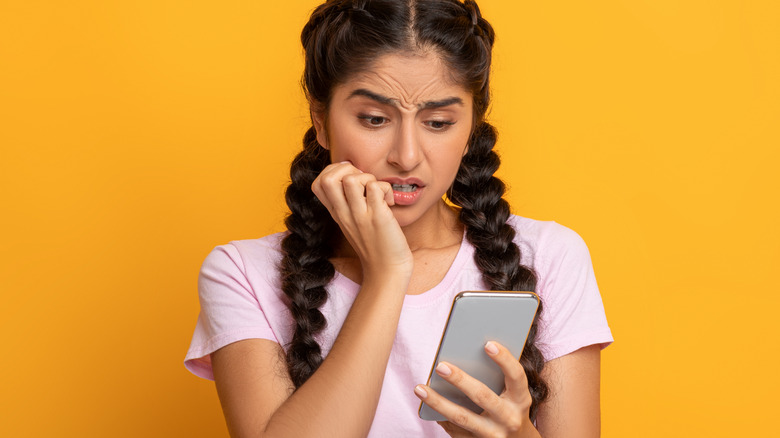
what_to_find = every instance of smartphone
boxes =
[418,291,540,421]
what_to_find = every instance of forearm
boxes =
[261,276,408,438]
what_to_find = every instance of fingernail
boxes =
[436,362,452,376]
[485,341,499,355]
[414,385,428,399]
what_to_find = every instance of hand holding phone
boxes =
[418,291,539,422]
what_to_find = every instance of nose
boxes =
[386,118,423,171]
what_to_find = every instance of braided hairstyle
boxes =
[281,0,548,419]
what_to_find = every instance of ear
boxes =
[310,108,329,150]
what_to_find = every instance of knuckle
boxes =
[317,177,335,191]
[505,415,523,433]
[473,387,495,407]
[365,181,380,194]
[320,172,340,186]
[342,173,359,184]
[371,180,390,193]
[451,411,470,428]
[502,404,525,432]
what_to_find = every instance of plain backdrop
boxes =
[1,0,778,436]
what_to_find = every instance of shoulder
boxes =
[199,232,289,294]
[202,232,287,272]
[506,215,590,269]
[187,233,291,377]
[507,216,612,360]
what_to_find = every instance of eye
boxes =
[359,114,388,128]
[426,120,455,131]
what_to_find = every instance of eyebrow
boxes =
[347,88,464,110]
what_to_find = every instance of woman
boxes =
[185,0,612,436]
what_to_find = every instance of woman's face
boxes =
[313,51,474,228]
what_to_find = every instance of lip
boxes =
[380,177,426,187]
[380,177,426,206]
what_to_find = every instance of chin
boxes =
[390,201,443,229]
[388,204,424,227]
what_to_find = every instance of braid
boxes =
[279,127,337,388]
[463,0,495,45]
[286,0,408,391]
[449,121,549,421]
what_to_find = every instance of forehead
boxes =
[335,51,471,106]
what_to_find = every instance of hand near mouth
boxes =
[311,161,414,286]
[382,177,426,206]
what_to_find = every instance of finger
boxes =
[342,173,376,215]
[310,162,348,211]
[312,162,363,219]
[414,384,495,436]
[365,180,394,212]
[383,182,395,206]
[484,341,529,399]
[432,361,508,421]
[436,421,471,438]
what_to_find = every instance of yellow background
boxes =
[1,0,777,436]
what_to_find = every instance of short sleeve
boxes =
[184,244,279,380]
[533,223,613,362]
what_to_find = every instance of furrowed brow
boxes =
[348,89,396,106]
[347,89,464,110]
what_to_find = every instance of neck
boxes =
[400,200,462,252]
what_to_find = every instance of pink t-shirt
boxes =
[184,215,613,437]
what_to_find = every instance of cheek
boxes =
[442,155,464,185]
[325,119,361,159]
[430,137,469,171]
[328,127,388,166]
[439,145,469,186]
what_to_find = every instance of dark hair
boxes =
[280,0,548,420]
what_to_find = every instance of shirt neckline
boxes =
[331,230,473,308]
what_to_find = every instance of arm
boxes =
[212,162,412,438]
[212,275,408,438]
[535,345,602,438]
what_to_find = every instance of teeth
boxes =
[392,184,417,192]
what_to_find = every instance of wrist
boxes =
[361,268,411,294]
